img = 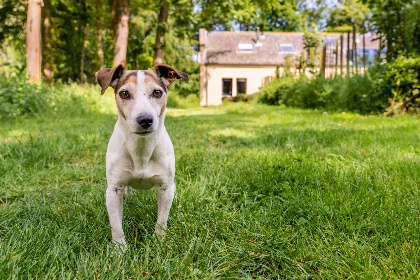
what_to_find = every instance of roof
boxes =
[203,31,381,66]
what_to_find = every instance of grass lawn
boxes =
[1,96,419,278]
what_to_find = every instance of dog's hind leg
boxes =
[106,185,127,249]
[124,186,132,198]
[155,182,175,236]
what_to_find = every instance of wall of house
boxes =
[203,65,277,106]
[200,64,369,106]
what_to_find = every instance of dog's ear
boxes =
[153,63,189,88]
[95,64,126,95]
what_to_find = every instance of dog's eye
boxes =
[152,89,163,98]
[119,90,130,99]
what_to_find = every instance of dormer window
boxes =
[279,44,294,52]
[238,43,253,53]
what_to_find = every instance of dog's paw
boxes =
[110,240,128,257]
[153,224,167,238]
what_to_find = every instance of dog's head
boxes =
[95,64,188,135]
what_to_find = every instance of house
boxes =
[199,29,381,106]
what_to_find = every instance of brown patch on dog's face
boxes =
[143,70,168,117]
[114,70,138,120]
[98,65,188,135]
[115,71,138,92]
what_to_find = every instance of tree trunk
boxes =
[153,1,169,65]
[340,34,343,75]
[27,0,42,83]
[352,23,357,74]
[111,0,118,36]
[80,23,86,83]
[363,33,366,66]
[42,0,53,83]
[79,1,87,83]
[346,30,350,75]
[335,39,338,76]
[95,0,105,69]
[113,0,130,67]
[320,45,326,77]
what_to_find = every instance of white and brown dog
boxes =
[95,64,188,248]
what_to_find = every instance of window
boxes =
[237,78,247,94]
[279,44,294,52]
[348,49,379,66]
[238,43,253,53]
[322,37,336,45]
[222,79,232,96]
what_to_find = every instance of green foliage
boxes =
[231,93,251,102]
[198,0,301,32]
[258,73,389,114]
[0,0,26,76]
[259,56,420,115]
[302,32,322,68]
[0,75,197,120]
[381,56,420,115]
[366,0,420,59]
[0,76,113,119]
[326,0,369,32]
[303,32,322,50]
[0,75,51,119]
[223,93,259,103]
[0,0,26,43]
[166,92,199,108]
[160,21,200,97]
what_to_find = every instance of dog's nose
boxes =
[137,115,153,129]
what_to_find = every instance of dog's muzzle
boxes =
[133,114,155,134]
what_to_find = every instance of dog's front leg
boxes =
[155,183,175,236]
[106,185,127,248]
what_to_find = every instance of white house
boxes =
[199,29,381,106]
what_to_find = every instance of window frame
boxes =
[236,78,247,95]
[222,78,233,96]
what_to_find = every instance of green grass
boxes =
[1,94,419,278]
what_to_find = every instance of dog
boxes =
[95,63,188,248]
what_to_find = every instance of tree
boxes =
[327,0,369,32]
[113,0,129,66]
[42,0,53,82]
[95,0,105,69]
[196,0,234,31]
[79,0,88,83]
[153,0,170,64]
[365,0,420,59]
[26,0,42,83]
[298,0,329,31]
[0,0,26,76]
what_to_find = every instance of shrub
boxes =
[258,74,388,114]
[259,56,420,115]
[0,75,52,119]
[166,92,199,108]
[226,93,259,103]
[381,56,420,115]
[0,76,110,119]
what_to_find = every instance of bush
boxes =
[166,92,199,108]
[381,56,420,115]
[224,93,259,103]
[0,76,110,120]
[0,74,199,120]
[0,75,52,119]
[259,56,420,115]
[258,74,389,114]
